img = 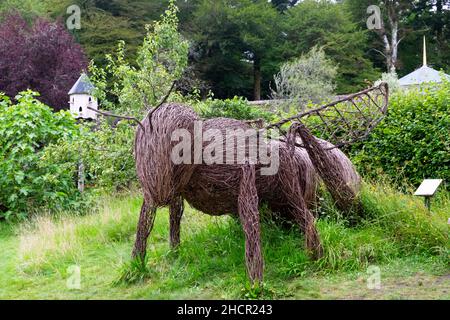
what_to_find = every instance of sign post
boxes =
[414,179,443,212]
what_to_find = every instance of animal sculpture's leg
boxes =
[238,164,264,284]
[132,200,157,261]
[169,196,184,249]
[278,151,323,260]
[288,197,323,260]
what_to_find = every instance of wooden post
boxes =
[78,160,85,193]
[424,196,431,211]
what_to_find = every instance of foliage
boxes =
[70,0,168,66]
[346,0,450,76]
[186,0,380,99]
[284,0,380,93]
[0,91,81,219]
[227,0,283,100]
[38,1,189,199]
[187,0,254,99]
[374,72,401,94]
[89,0,189,117]
[0,13,88,110]
[197,96,274,122]
[74,9,143,67]
[404,0,450,74]
[350,80,450,186]
[2,0,449,99]
[42,120,137,193]
[0,0,53,21]
[271,0,299,12]
[0,0,169,66]
[187,0,284,100]
[272,47,338,107]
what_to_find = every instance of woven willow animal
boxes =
[131,83,389,284]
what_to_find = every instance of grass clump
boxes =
[115,256,152,285]
[360,183,448,255]
[17,193,143,274]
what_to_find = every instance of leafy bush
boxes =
[374,72,400,94]
[197,96,275,122]
[350,80,450,186]
[43,120,137,192]
[0,91,81,219]
[272,46,337,108]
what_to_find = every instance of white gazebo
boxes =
[399,37,450,90]
[68,73,98,120]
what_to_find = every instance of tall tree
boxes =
[228,0,283,100]
[285,0,379,93]
[187,0,251,98]
[346,0,415,73]
[7,0,170,66]
[346,0,450,75]
[187,0,283,100]
[0,13,88,110]
[271,0,300,12]
[403,0,450,72]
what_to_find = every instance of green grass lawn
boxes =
[0,184,448,300]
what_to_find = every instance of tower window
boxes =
[79,107,83,112]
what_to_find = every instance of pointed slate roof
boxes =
[399,65,450,87]
[399,36,450,87]
[68,73,95,95]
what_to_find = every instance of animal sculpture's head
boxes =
[134,103,199,206]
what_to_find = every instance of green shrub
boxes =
[86,122,137,190]
[0,91,81,219]
[350,80,450,187]
[42,120,137,192]
[197,96,274,122]
[272,46,337,106]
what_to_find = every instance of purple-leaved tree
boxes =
[0,13,88,110]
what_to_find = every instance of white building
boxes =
[68,73,98,120]
[399,37,450,90]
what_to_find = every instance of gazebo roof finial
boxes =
[423,36,427,67]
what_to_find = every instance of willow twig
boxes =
[87,107,146,132]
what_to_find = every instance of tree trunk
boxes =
[253,56,261,101]
[388,16,399,73]
[376,1,401,73]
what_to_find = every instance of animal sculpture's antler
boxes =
[267,82,389,149]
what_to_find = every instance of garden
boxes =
[0,0,448,300]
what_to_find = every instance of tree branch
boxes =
[87,107,146,132]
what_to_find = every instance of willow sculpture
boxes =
[131,82,389,284]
